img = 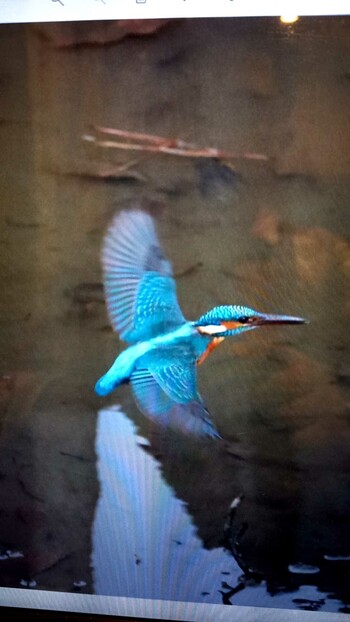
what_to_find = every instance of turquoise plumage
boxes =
[95,210,307,439]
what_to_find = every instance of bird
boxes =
[95,209,307,439]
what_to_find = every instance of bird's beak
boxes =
[254,313,308,326]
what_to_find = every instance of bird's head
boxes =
[194,305,307,338]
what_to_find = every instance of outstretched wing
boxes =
[102,210,185,343]
[130,347,221,439]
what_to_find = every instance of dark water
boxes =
[0,17,349,614]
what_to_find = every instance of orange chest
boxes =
[197,337,225,366]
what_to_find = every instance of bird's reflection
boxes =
[92,406,241,601]
[92,406,348,612]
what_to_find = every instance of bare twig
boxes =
[83,126,268,162]
[95,125,175,146]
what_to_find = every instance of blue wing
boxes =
[102,210,185,343]
[130,347,221,439]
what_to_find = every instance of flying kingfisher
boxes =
[95,210,306,439]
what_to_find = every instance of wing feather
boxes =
[130,347,221,439]
[101,210,185,343]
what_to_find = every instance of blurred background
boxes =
[0,16,349,613]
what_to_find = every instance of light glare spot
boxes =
[280,14,299,24]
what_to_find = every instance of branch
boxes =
[83,126,268,162]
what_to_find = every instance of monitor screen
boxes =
[0,2,349,621]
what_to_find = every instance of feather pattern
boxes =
[131,347,220,439]
[136,346,200,402]
[102,210,185,343]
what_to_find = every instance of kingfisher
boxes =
[95,210,307,439]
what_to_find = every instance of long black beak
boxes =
[255,313,309,326]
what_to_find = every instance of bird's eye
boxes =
[239,316,253,324]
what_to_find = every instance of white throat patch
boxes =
[196,324,227,336]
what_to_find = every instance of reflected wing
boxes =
[130,347,221,439]
[102,210,185,343]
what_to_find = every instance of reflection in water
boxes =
[92,406,241,602]
[92,407,347,612]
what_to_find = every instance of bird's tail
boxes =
[95,372,127,397]
[95,350,134,397]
